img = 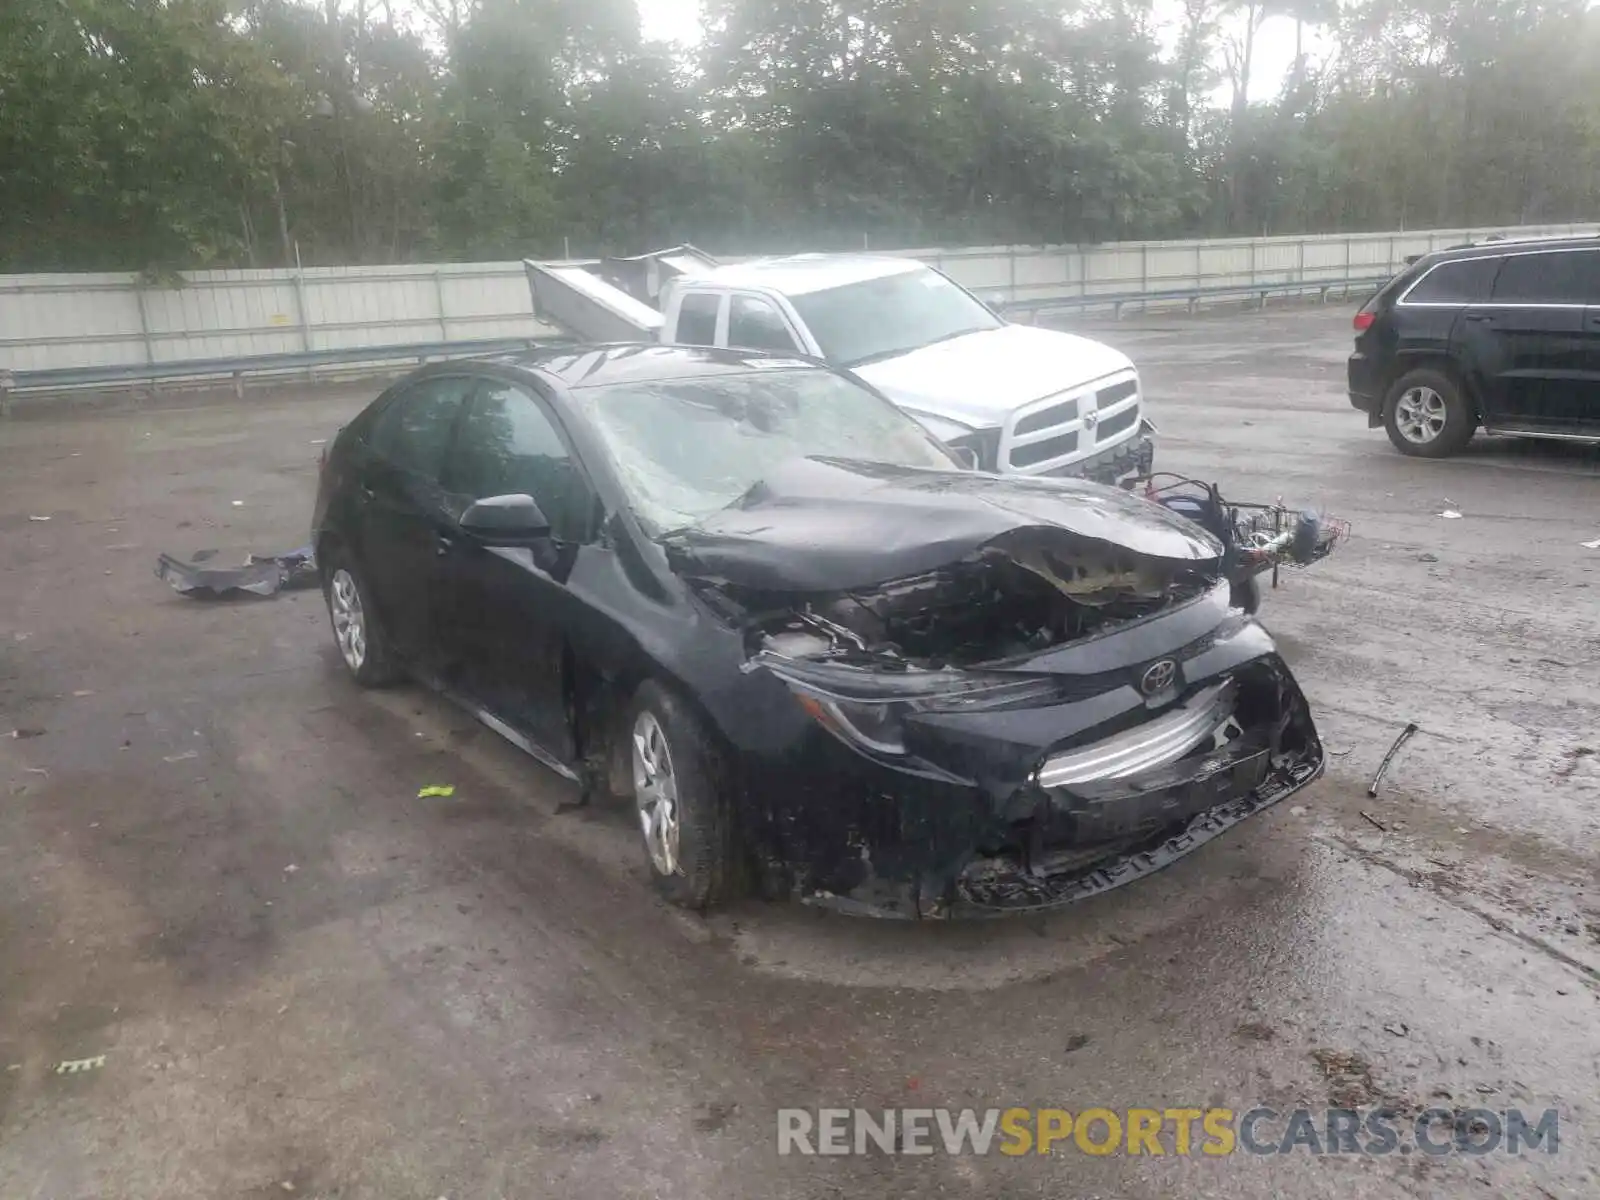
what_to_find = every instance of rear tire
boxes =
[321,549,401,687]
[1383,368,1475,458]
[626,680,736,910]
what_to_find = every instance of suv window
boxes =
[444,380,589,540]
[1491,249,1600,304]
[1402,257,1499,305]
[727,295,799,352]
[367,376,475,478]
[675,293,721,346]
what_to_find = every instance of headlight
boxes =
[944,427,1000,471]
[816,699,907,755]
[753,652,1063,757]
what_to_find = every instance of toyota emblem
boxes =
[1140,659,1177,695]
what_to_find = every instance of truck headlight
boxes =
[944,428,1000,472]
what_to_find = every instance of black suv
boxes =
[1348,235,1600,456]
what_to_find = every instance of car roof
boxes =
[489,341,826,389]
[693,253,924,296]
[1425,233,1600,261]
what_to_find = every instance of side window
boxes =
[727,295,800,352]
[444,381,589,541]
[675,292,721,346]
[1403,258,1499,305]
[366,377,475,478]
[1491,250,1600,305]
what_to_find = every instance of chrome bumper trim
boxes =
[1035,679,1237,789]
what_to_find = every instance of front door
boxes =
[1466,247,1600,432]
[354,375,477,665]
[433,375,595,764]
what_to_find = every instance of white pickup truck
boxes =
[523,246,1154,480]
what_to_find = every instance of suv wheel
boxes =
[1383,368,1475,458]
[627,680,735,910]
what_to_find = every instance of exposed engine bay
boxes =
[736,537,1216,668]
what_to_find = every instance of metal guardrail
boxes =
[0,335,567,408]
[1000,275,1392,320]
[0,273,1393,408]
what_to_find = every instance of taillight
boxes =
[1353,311,1376,332]
[318,427,341,473]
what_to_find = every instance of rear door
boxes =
[1461,248,1600,432]
[354,375,477,665]
[1393,254,1498,402]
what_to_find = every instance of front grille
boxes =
[1098,379,1138,407]
[1004,370,1141,473]
[1010,431,1079,468]
[1096,404,1138,441]
[1014,398,1079,437]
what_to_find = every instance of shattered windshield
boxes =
[575,368,958,531]
[790,268,1002,366]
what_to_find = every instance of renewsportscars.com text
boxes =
[776,1106,1560,1157]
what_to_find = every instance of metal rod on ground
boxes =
[1368,722,1420,797]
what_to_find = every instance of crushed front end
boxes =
[670,456,1325,918]
[727,559,1322,919]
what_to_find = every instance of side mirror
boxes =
[980,291,1008,315]
[460,493,551,541]
[950,445,980,471]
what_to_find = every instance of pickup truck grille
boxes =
[1001,370,1142,474]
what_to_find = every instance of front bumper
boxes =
[754,639,1323,919]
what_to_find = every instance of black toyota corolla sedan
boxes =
[311,344,1323,917]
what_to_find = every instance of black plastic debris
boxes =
[155,544,317,600]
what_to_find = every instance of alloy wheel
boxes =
[1394,386,1448,445]
[329,568,367,673]
[632,710,681,876]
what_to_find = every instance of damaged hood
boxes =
[662,457,1222,592]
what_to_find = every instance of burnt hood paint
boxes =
[662,457,1223,593]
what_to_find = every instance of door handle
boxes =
[1463,313,1494,323]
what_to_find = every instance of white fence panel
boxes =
[5,221,1598,377]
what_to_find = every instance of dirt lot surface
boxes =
[3,304,1598,1198]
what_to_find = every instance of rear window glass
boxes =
[1491,250,1600,304]
[1402,257,1499,304]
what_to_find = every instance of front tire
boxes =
[322,550,401,687]
[626,680,735,910]
[1383,368,1475,458]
